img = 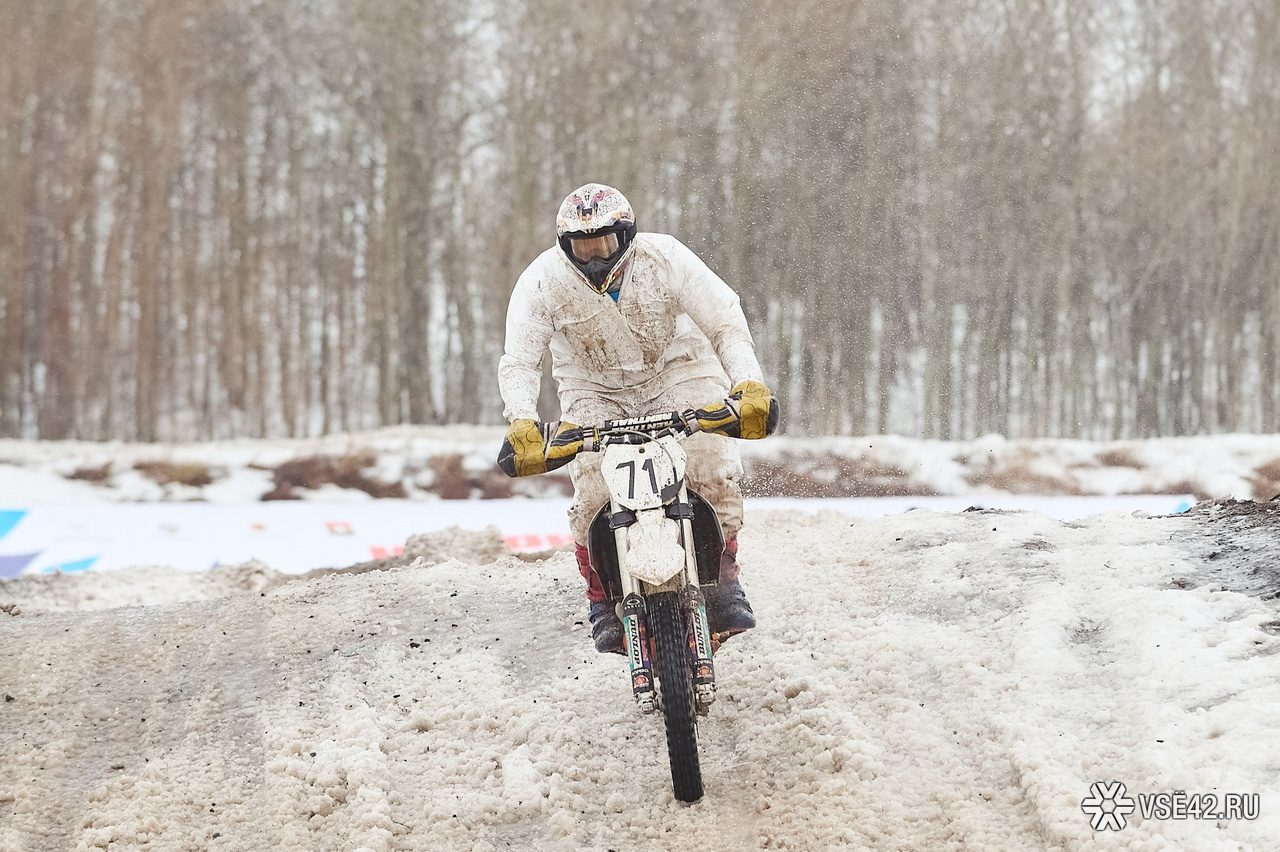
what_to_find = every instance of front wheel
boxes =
[649,590,702,802]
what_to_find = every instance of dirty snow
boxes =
[1,432,1279,850]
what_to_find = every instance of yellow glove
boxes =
[730,380,776,440]
[683,400,739,436]
[497,419,597,477]
[683,381,779,439]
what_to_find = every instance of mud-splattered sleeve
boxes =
[498,266,555,423]
[666,237,765,387]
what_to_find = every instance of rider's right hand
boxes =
[497,419,597,477]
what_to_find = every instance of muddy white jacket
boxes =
[499,233,764,424]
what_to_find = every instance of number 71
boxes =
[617,458,659,499]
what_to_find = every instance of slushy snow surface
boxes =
[2,506,1277,850]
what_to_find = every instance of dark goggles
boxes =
[568,231,620,262]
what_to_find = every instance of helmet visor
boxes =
[568,232,620,262]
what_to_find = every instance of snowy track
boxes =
[2,508,1278,850]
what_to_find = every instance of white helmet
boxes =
[556,183,638,294]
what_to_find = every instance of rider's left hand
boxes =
[684,380,779,439]
[728,380,777,439]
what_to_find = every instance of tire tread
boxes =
[650,590,702,801]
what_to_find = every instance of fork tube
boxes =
[614,514,656,712]
[677,484,716,707]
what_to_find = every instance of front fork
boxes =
[611,485,717,716]
[676,483,717,713]
[619,591,655,712]
[612,512,655,712]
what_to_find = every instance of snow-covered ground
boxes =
[0,425,1261,574]
[2,430,1279,850]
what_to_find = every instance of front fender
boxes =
[622,511,688,586]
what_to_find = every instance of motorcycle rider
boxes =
[496,183,776,654]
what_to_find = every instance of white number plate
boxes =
[601,437,686,511]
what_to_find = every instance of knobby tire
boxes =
[650,590,702,802]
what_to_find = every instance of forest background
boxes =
[1,0,1277,443]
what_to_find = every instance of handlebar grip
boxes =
[497,420,598,477]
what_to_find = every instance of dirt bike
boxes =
[578,412,730,802]
[498,394,776,802]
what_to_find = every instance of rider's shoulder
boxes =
[635,231,681,249]
[634,232,699,264]
[515,246,570,290]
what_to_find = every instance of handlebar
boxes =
[499,389,775,478]
[587,412,696,447]
[496,411,698,478]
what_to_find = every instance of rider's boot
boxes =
[576,543,624,655]
[704,537,756,643]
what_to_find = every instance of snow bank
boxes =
[0,526,516,615]
[5,426,1280,503]
[0,561,280,614]
[2,508,1276,850]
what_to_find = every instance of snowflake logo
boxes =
[1081,781,1136,831]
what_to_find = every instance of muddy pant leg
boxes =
[567,451,610,545]
[685,436,756,637]
[575,543,609,602]
[681,430,746,552]
[720,537,740,584]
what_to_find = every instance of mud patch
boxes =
[964,449,1081,495]
[134,460,216,487]
[420,453,573,499]
[66,462,113,483]
[1174,499,1280,601]
[264,451,406,500]
[1250,457,1280,501]
[1094,448,1146,470]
